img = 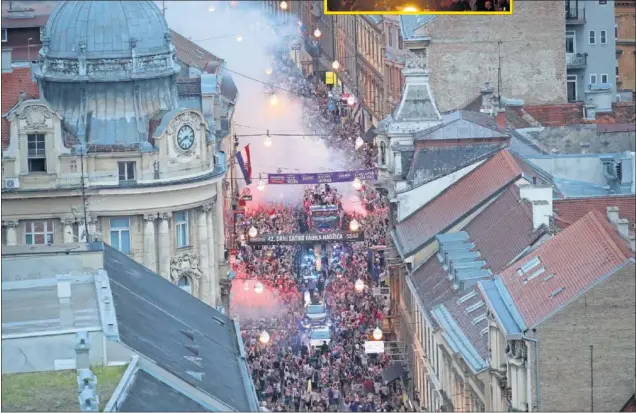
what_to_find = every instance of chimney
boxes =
[2,49,13,73]
[606,206,620,223]
[480,82,495,114]
[519,184,554,230]
[74,331,91,370]
[615,218,629,238]
[496,108,507,128]
[580,142,590,154]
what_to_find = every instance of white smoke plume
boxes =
[163,1,358,206]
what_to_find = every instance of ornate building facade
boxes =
[1,0,236,309]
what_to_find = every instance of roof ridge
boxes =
[499,148,524,176]
[586,210,633,259]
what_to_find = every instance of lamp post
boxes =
[349,218,360,232]
[248,226,258,238]
[354,278,365,292]
[372,326,383,341]
[27,37,33,62]
[259,330,270,344]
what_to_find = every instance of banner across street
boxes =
[267,168,376,185]
[247,231,365,245]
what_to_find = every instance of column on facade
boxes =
[79,218,87,243]
[214,183,226,263]
[205,203,217,307]
[143,214,157,272]
[157,212,171,279]
[61,216,76,244]
[3,220,19,246]
[197,206,211,304]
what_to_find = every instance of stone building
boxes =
[1,0,236,310]
[400,0,567,113]
[480,209,635,412]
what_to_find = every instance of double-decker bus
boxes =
[309,205,342,233]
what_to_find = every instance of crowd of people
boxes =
[229,41,413,413]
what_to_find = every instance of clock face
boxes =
[177,125,195,151]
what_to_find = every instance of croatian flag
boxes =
[235,144,252,185]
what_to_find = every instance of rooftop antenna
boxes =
[162,0,167,16]
[497,40,502,108]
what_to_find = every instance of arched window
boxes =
[380,141,386,166]
[178,276,192,294]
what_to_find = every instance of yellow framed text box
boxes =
[324,0,513,15]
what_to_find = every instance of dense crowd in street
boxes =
[230,46,411,413]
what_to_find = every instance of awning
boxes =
[381,361,406,385]
[362,126,376,143]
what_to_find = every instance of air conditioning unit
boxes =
[3,178,20,189]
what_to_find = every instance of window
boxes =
[175,211,189,248]
[27,134,47,172]
[25,220,54,245]
[599,0,607,3]
[601,73,609,84]
[600,30,607,44]
[590,73,598,84]
[109,217,131,254]
[1,29,7,42]
[589,30,596,44]
[178,276,192,294]
[615,24,618,39]
[118,161,136,183]
[616,66,620,76]
[565,31,576,54]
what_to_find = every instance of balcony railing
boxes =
[566,53,587,69]
[565,0,585,24]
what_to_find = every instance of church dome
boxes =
[43,1,171,59]
[36,0,180,83]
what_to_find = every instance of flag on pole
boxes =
[235,144,252,185]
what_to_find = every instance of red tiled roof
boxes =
[1,66,39,150]
[621,394,636,412]
[411,184,547,360]
[554,196,636,236]
[500,210,633,329]
[170,30,222,72]
[395,149,533,257]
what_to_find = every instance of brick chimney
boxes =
[496,108,507,128]
[480,82,495,115]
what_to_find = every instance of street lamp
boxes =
[270,93,279,106]
[257,177,266,191]
[236,34,244,42]
[264,135,273,147]
[259,330,270,344]
[27,37,33,62]
[403,6,419,12]
[332,60,340,70]
[313,28,321,38]
[355,136,364,149]
[279,0,288,10]
[265,67,273,75]
[254,281,264,294]
[248,226,258,238]
[354,278,365,292]
[349,218,360,232]
[372,327,383,341]
[352,177,362,190]
[208,6,216,12]
[347,95,356,106]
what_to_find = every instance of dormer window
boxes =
[27,134,47,172]
[380,141,386,165]
[2,29,7,42]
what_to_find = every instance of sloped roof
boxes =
[104,245,259,412]
[118,370,208,412]
[554,195,636,235]
[414,110,510,141]
[1,66,39,150]
[498,210,634,329]
[171,29,223,72]
[399,15,436,40]
[394,149,533,257]
[406,143,505,187]
[410,184,547,338]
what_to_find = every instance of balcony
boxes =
[565,0,585,25]
[566,53,587,70]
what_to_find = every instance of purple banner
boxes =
[268,169,377,185]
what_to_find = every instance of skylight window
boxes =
[550,287,565,298]
[472,313,487,325]
[465,300,485,314]
[523,267,545,285]
[480,327,489,336]
[542,274,555,283]
[458,290,478,304]
[517,256,541,276]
